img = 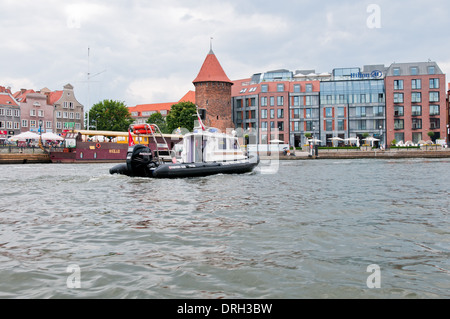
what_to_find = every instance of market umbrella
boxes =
[308,138,322,143]
[270,139,284,144]
[41,132,64,141]
[8,131,40,141]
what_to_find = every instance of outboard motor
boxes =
[126,144,154,177]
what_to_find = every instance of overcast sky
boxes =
[1,0,449,109]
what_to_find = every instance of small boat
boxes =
[109,122,259,179]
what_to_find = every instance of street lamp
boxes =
[39,120,43,149]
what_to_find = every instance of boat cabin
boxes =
[179,128,246,163]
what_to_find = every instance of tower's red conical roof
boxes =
[193,50,232,84]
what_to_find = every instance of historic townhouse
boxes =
[0,86,21,139]
[14,89,54,134]
[43,84,84,134]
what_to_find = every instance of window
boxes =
[30,120,37,128]
[373,106,384,117]
[411,92,421,103]
[269,97,275,106]
[261,97,267,107]
[261,121,268,131]
[411,105,422,116]
[356,107,366,117]
[261,109,267,119]
[394,119,404,130]
[46,121,52,129]
[293,84,300,93]
[394,106,404,116]
[306,121,313,131]
[293,96,300,106]
[261,85,268,93]
[277,84,284,92]
[293,108,300,119]
[277,109,284,118]
[393,68,400,76]
[430,118,440,129]
[305,84,313,92]
[63,102,69,108]
[429,78,439,89]
[277,121,284,131]
[412,118,422,129]
[428,66,435,75]
[394,93,404,103]
[337,107,345,118]
[270,109,275,119]
[277,96,284,106]
[38,110,44,117]
[337,120,345,131]
[63,112,68,119]
[394,80,403,90]
[410,67,418,75]
[293,121,300,132]
[30,109,36,116]
[395,133,404,142]
[429,105,440,116]
[305,96,312,106]
[411,79,421,90]
[326,107,333,117]
[339,95,345,104]
[305,108,312,119]
[429,92,439,102]
[325,120,333,131]
[22,119,28,127]
[412,132,422,144]
[356,120,366,130]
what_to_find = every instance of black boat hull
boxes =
[110,158,259,178]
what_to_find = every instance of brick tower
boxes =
[193,49,234,132]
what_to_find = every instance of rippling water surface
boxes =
[0,158,449,298]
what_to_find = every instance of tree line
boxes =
[87,100,198,134]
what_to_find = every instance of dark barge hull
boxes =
[110,158,259,179]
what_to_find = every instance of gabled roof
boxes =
[13,89,35,103]
[47,90,63,105]
[193,50,232,84]
[0,93,20,107]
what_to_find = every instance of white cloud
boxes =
[126,75,194,106]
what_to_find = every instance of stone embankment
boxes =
[0,147,51,164]
[276,148,450,160]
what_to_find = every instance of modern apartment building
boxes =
[385,62,446,145]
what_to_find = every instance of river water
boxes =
[0,158,449,299]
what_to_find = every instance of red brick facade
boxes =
[385,63,446,144]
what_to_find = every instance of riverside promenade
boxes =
[277,147,450,160]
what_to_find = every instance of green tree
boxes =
[166,101,197,133]
[146,112,169,134]
[88,100,133,132]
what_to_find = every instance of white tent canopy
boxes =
[41,132,64,141]
[8,131,40,141]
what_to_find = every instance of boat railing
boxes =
[131,123,171,164]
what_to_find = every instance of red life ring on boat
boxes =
[133,124,155,134]
[96,143,101,149]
